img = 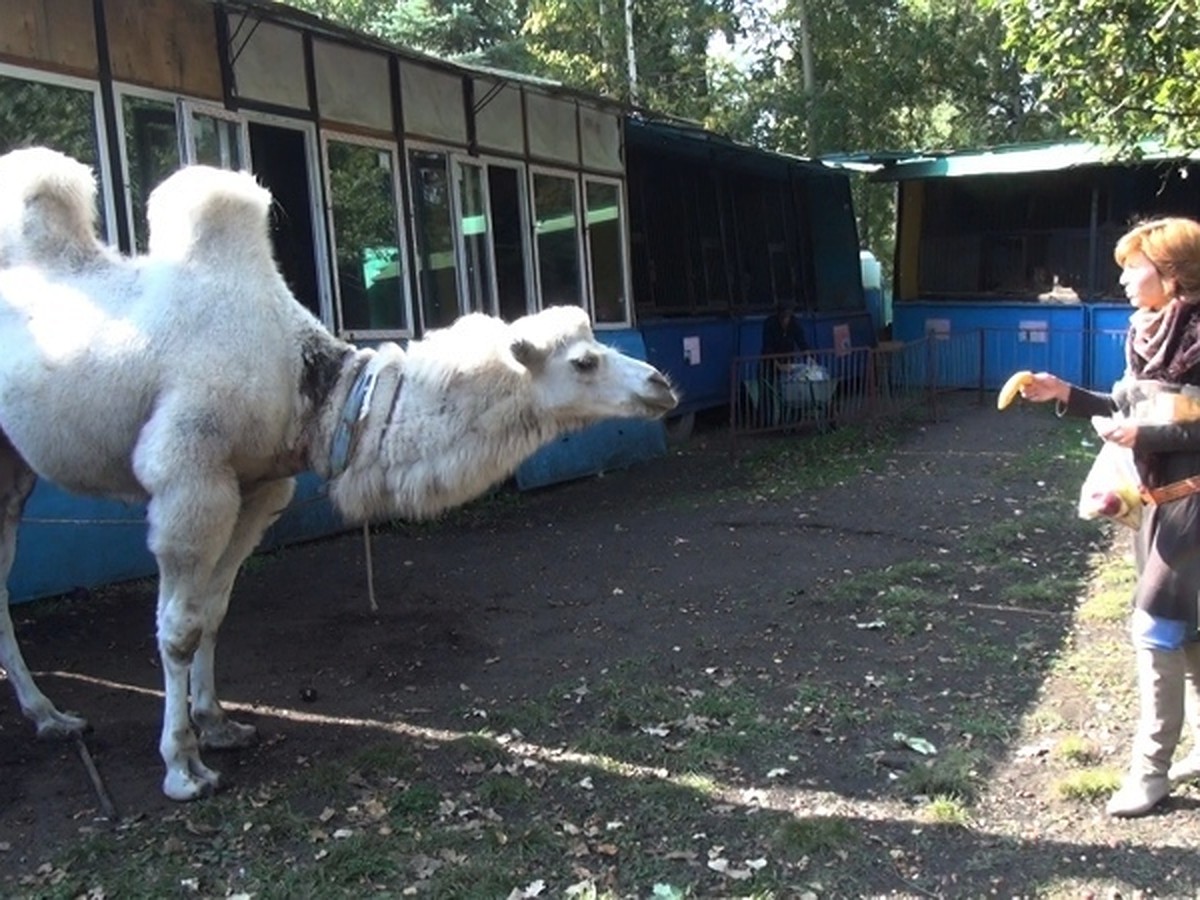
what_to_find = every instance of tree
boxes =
[291,0,534,68]
[706,1,1064,259]
[991,0,1200,152]
[520,0,736,117]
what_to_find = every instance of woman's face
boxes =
[1120,250,1171,310]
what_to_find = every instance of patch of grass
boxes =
[924,794,971,826]
[1054,734,1102,766]
[389,781,442,825]
[348,741,420,778]
[446,733,514,767]
[774,816,857,858]
[821,561,951,607]
[790,680,872,729]
[956,708,1012,743]
[311,831,399,887]
[1053,639,1131,696]
[1023,708,1068,734]
[896,748,981,802]
[477,773,535,807]
[481,695,559,735]
[998,573,1075,607]
[1055,768,1121,801]
[1080,555,1135,624]
[736,422,906,499]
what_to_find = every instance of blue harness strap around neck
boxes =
[328,357,384,478]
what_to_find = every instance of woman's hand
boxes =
[1020,372,1070,404]
[1093,416,1139,448]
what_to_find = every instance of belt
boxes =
[1140,476,1200,505]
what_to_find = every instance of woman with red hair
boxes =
[1022,216,1200,817]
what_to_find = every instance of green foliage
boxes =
[1055,768,1121,802]
[283,1,1088,273]
[992,0,1200,152]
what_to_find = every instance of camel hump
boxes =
[147,165,275,267]
[0,146,102,268]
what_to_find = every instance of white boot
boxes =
[1107,647,1185,818]
[1167,641,1200,785]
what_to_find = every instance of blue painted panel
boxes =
[12,486,154,604]
[11,473,348,605]
[894,302,1088,389]
[1088,303,1130,390]
[260,474,344,549]
[640,318,739,414]
[516,329,668,491]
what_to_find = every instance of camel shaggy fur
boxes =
[0,147,677,801]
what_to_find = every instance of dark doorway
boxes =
[489,164,530,322]
[248,122,322,319]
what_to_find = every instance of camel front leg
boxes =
[189,478,295,750]
[148,472,241,801]
[0,438,88,738]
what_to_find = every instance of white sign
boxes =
[682,335,701,365]
[1018,320,1049,343]
[925,318,951,340]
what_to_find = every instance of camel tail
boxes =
[0,146,102,269]
[147,165,275,270]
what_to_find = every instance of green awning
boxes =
[823,141,1200,182]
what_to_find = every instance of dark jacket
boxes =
[762,314,806,360]
[1064,376,1200,631]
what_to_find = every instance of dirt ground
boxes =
[2,395,1198,897]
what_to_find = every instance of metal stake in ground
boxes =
[74,734,119,822]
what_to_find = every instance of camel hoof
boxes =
[162,767,221,802]
[34,710,90,740]
[199,718,257,750]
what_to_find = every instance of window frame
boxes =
[321,130,414,340]
[582,173,633,328]
[112,83,184,252]
[528,164,587,316]
[0,62,117,246]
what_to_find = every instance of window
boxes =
[120,93,180,251]
[179,101,248,170]
[0,69,111,241]
[532,170,583,309]
[585,178,629,325]
[325,137,409,335]
[409,148,460,330]
[455,159,495,315]
[488,163,532,321]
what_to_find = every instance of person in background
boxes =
[762,300,808,364]
[1019,216,1200,817]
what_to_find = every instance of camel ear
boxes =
[510,338,549,371]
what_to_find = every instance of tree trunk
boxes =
[624,0,639,105]
[795,0,817,155]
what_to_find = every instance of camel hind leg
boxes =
[189,477,295,750]
[0,432,88,738]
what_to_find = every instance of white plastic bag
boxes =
[1078,436,1142,530]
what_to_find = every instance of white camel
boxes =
[0,147,677,801]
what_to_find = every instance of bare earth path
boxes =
[2,395,1198,897]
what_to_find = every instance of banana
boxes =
[997,370,1034,410]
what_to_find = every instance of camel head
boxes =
[506,306,678,425]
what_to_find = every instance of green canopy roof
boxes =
[823,141,1200,182]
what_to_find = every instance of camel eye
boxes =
[571,353,599,373]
